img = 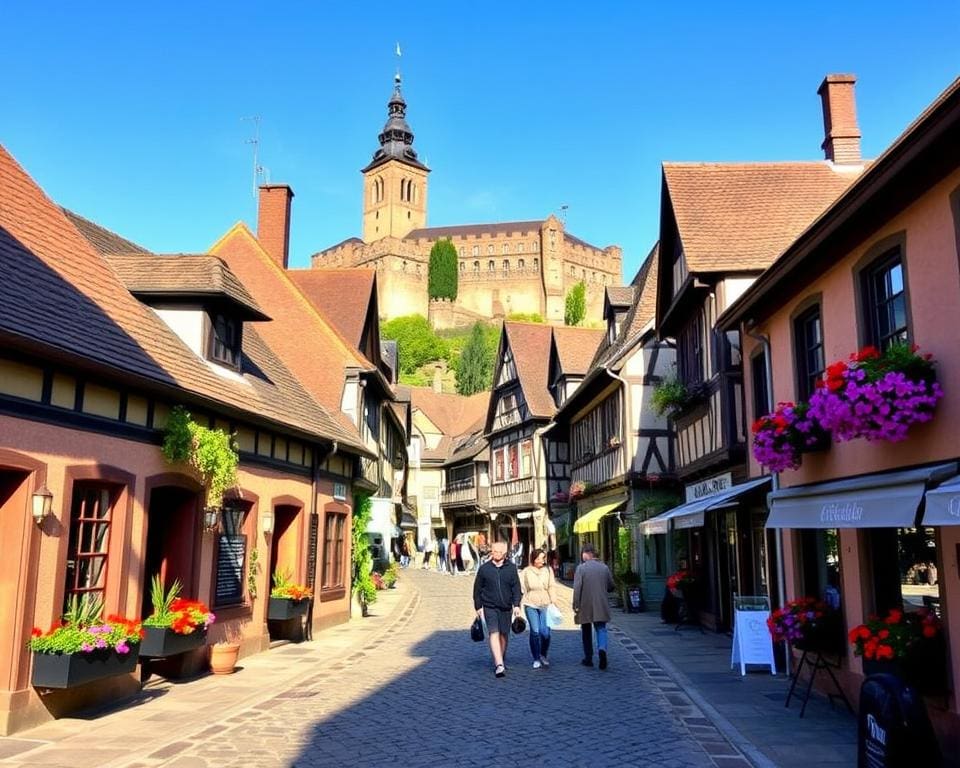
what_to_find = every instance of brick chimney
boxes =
[257,184,294,268]
[818,74,861,164]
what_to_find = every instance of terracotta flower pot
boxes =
[209,642,240,675]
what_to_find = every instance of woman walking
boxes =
[520,548,557,669]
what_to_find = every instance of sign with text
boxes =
[684,472,733,503]
[215,534,246,607]
[730,595,776,676]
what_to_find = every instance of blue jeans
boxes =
[581,621,607,658]
[524,606,551,661]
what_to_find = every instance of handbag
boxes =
[470,616,485,642]
[546,603,563,628]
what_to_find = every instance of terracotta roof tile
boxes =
[0,145,364,450]
[663,162,865,273]
[400,386,488,436]
[605,286,635,307]
[105,253,268,320]
[503,322,555,419]
[552,326,605,377]
[287,268,376,349]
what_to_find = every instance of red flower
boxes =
[885,609,903,625]
[855,346,880,362]
[922,624,937,639]
[875,644,895,661]
[878,629,889,639]
[31,627,43,638]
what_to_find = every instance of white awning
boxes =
[640,477,771,535]
[766,463,956,529]
[922,475,960,526]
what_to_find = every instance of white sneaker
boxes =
[539,656,550,667]
[532,660,542,669]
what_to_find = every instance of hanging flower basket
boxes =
[808,344,943,444]
[752,402,828,472]
[767,597,842,653]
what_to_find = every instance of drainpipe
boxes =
[744,324,785,614]
[607,366,635,568]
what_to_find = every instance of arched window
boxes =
[533,257,539,270]
[459,261,465,272]
[570,265,576,276]
[518,258,525,270]
[473,245,480,257]
[517,242,525,253]
[503,259,510,272]
[533,240,540,252]
[473,260,480,273]
[459,247,465,257]
[411,182,417,203]
[400,179,406,201]
[503,243,510,254]
[488,260,495,272]
[402,260,407,272]
[487,244,495,255]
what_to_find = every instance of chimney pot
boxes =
[818,74,861,164]
[257,184,294,268]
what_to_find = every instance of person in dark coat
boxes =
[473,541,522,678]
[573,542,615,669]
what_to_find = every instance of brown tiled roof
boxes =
[445,422,488,465]
[0,146,366,451]
[105,253,268,320]
[605,286,635,308]
[287,268,376,349]
[422,435,454,462]
[663,162,864,273]
[503,322,555,419]
[400,386,489,437]
[552,327,605,377]
[210,224,376,436]
[405,220,544,241]
[61,208,151,255]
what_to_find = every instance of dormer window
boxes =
[210,313,241,369]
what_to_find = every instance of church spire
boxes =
[362,72,429,172]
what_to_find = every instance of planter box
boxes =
[139,626,208,658]
[31,647,139,689]
[268,597,310,621]
[862,641,949,696]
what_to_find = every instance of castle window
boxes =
[533,240,540,252]
[518,258,525,270]
[592,271,596,282]
[459,247,465,258]
[503,243,510,254]
[399,179,405,201]
[487,244,495,255]
[473,246,480,257]
[582,269,586,280]
[570,265,575,276]
[402,260,407,272]
[412,183,418,203]
[459,261,465,273]
[473,261,480,274]
[503,259,510,272]
[517,242,525,253]
[533,258,539,270]
[488,260,495,272]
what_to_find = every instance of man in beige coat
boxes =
[572,543,615,669]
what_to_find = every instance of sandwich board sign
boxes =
[730,595,776,676]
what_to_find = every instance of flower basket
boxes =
[140,626,208,658]
[808,344,943,444]
[267,597,310,621]
[31,648,139,689]
[752,402,828,473]
[666,570,697,595]
[850,608,947,694]
[767,597,843,653]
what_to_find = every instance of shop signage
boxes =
[215,534,246,607]
[730,595,776,676]
[857,674,942,767]
[685,472,732,503]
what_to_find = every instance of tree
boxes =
[428,238,458,301]
[456,322,495,395]
[380,315,447,375]
[565,281,586,326]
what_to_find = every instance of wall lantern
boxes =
[261,509,275,536]
[203,506,221,533]
[32,484,54,525]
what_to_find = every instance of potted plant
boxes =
[355,575,377,617]
[141,576,215,657]
[569,481,592,500]
[161,405,239,509]
[382,562,399,589]
[30,596,143,689]
[752,402,828,472]
[808,344,943,444]
[268,571,312,620]
[849,607,946,694]
[209,636,241,675]
[651,377,691,417]
[767,597,842,653]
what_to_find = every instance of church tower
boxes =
[362,74,430,243]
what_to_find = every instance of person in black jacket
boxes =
[473,540,522,677]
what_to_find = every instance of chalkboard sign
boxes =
[215,534,246,606]
[306,513,319,590]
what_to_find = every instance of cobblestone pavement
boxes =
[1,570,754,768]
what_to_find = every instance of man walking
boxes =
[573,543,614,670]
[473,541,522,678]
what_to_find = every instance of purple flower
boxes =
[81,643,94,652]
[95,638,107,649]
[115,642,129,655]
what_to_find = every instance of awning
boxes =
[766,462,956,529]
[640,477,771,535]
[924,476,960,526]
[399,510,418,530]
[573,500,626,534]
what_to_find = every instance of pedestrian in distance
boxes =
[520,547,557,669]
[422,537,434,569]
[400,539,411,569]
[573,542,614,670]
[473,541,522,678]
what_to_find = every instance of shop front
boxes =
[641,475,772,631]
[572,494,628,567]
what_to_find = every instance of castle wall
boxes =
[375,255,429,319]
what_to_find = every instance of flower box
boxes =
[139,626,208,658]
[31,647,139,689]
[862,644,948,696]
[752,402,828,472]
[268,597,310,621]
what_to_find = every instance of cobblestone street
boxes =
[0,570,754,768]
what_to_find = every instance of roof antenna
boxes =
[241,115,264,200]
[559,204,569,224]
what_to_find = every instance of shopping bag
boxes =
[470,616,485,642]
[546,603,563,628]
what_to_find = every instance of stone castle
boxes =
[311,74,623,328]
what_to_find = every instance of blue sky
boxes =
[4,3,958,278]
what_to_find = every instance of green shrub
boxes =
[381,315,448,375]
[506,312,544,323]
[564,281,586,326]
[650,378,690,417]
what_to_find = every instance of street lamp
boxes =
[203,507,221,533]
[261,509,275,536]
[32,484,53,526]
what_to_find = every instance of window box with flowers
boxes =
[767,597,842,653]
[30,598,143,689]
[752,402,829,473]
[267,571,312,620]
[140,576,215,658]
[569,481,592,500]
[808,344,943,444]
[849,607,947,694]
